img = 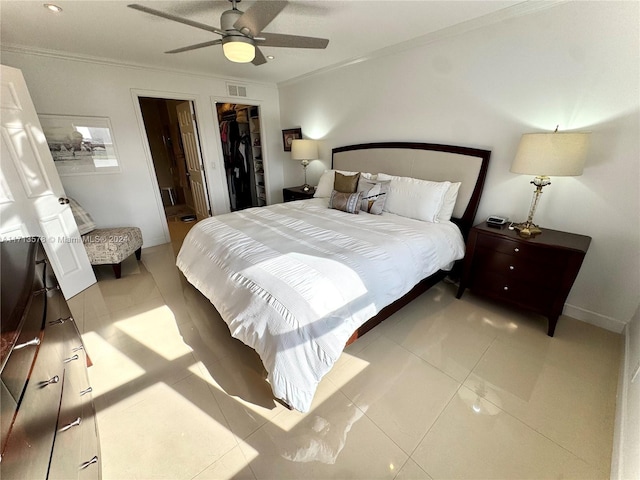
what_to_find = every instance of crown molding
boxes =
[278,0,566,88]
[0,44,278,90]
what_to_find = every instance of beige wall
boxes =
[0,52,285,246]
[278,1,640,329]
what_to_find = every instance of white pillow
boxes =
[313,170,375,198]
[377,173,452,223]
[438,182,461,222]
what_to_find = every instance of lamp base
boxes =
[512,221,542,238]
[302,184,311,192]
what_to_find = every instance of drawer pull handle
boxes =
[60,416,82,432]
[72,345,84,352]
[509,265,515,270]
[514,248,520,253]
[35,285,60,295]
[80,386,93,396]
[49,315,73,326]
[15,337,40,350]
[79,456,98,470]
[503,286,509,291]
[39,375,60,388]
[63,354,79,363]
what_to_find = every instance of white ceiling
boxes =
[1,0,524,85]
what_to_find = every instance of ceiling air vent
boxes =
[227,83,247,98]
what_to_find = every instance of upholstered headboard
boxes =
[332,142,491,237]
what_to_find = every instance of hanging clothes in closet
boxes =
[219,111,253,211]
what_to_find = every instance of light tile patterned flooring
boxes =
[67,243,622,480]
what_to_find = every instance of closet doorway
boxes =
[139,97,210,251]
[216,103,265,211]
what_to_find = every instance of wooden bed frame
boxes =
[332,142,491,345]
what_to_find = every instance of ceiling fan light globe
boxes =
[222,36,255,63]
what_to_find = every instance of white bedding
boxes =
[176,198,465,412]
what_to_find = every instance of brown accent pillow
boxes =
[328,190,363,214]
[334,172,360,193]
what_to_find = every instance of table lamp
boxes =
[291,139,318,192]
[510,129,589,238]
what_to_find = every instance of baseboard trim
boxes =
[563,303,627,333]
[610,323,629,479]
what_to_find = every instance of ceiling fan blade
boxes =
[165,39,222,54]
[128,4,226,36]
[234,1,288,36]
[252,47,267,66]
[258,32,329,49]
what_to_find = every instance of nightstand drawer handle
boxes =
[509,265,515,270]
[514,248,520,253]
[80,386,93,396]
[503,286,509,291]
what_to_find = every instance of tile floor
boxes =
[67,243,622,480]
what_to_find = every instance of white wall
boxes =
[0,51,285,247]
[278,1,640,329]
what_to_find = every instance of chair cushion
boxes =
[83,227,143,265]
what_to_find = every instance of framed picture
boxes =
[38,114,121,175]
[282,128,302,152]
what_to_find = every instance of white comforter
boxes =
[176,198,465,412]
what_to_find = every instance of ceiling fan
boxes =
[128,0,329,65]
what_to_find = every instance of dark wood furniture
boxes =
[332,142,491,344]
[283,185,315,202]
[1,238,100,479]
[456,222,591,336]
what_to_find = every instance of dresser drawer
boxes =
[474,247,564,288]
[476,233,566,264]
[50,410,100,480]
[1,239,101,479]
[78,402,101,479]
[1,292,46,402]
[0,330,64,480]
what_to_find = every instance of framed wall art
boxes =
[282,127,302,152]
[38,114,121,175]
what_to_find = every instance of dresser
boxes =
[283,185,315,202]
[456,223,591,336]
[1,239,100,479]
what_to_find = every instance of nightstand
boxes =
[456,222,591,336]
[283,185,315,202]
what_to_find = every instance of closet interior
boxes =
[216,103,265,211]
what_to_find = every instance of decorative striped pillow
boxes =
[68,198,96,235]
[328,190,363,214]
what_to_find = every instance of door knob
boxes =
[58,197,70,205]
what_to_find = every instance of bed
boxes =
[177,142,490,412]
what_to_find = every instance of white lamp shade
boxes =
[510,132,590,176]
[222,37,255,63]
[291,139,318,160]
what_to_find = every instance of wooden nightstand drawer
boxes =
[476,233,565,264]
[474,247,564,287]
[457,222,591,336]
[472,271,556,313]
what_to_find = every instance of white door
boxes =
[0,65,96,298]
[176,101,210,220]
